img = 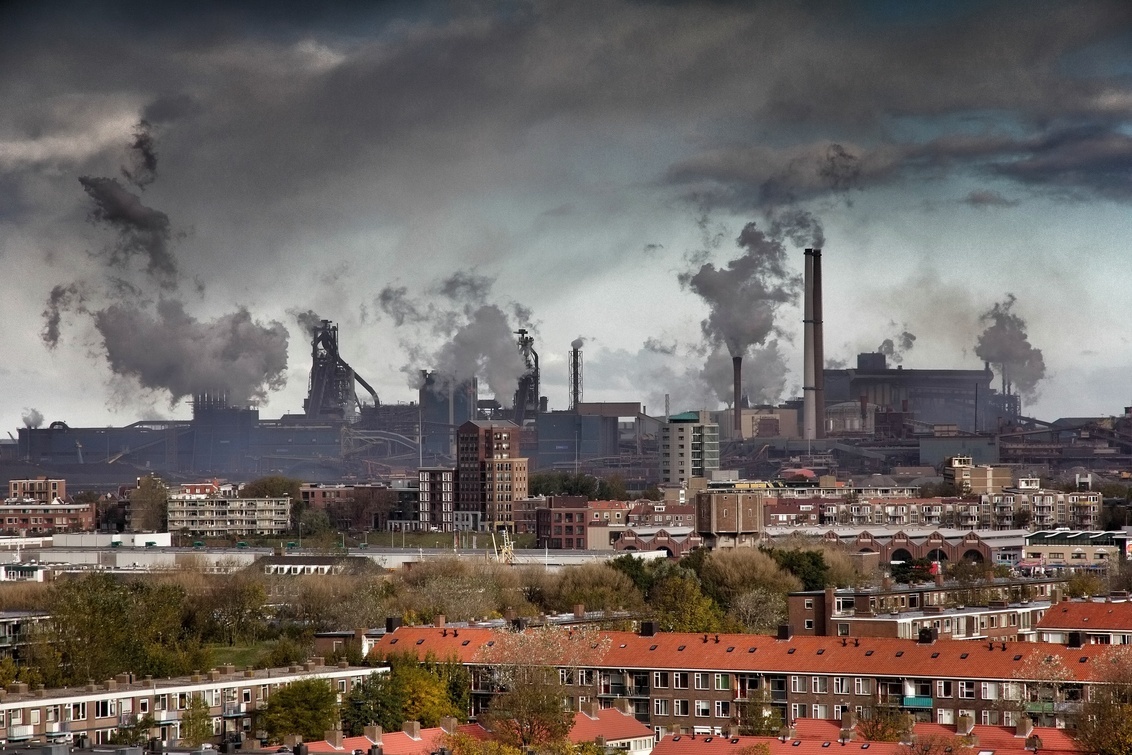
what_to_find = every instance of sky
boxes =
[2,0,1132,432]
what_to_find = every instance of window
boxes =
[695,673,710,690]
[95,699,116,718]
[981,682,999,700]
[9,709,21,726]
[937,708,954,724]
[695,700,710,717]
[654,672,670,689]
[854,678,872,696]
[937,680,953,698]
[959,681,975,699]
[674,699,690,716]
[560,669,574,685]
[69,702,87,721]
[805,599,814,609]
[673,672,689,689]
[792,676,808,693]
[791,704,806,720]
[805,619,815,629]
[715,673,731,691]
[715,700,731,717]
[812,676,828,693]
[834,677,851,695]
[653,698,670,716]
[813,704,828,719]
[138,699,149,714]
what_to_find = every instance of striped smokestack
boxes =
[803,249,817,440]
[813,248,825,439]
[733,355,743,439]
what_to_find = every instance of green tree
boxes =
[179,693,214,747]
[241,476,302,500]
[343,657,463,735]
[130,475,168,532]
[735,688,783,736]
[766,548,830,592]
[260,678,339,742]
[445,731,523,755]
[608,554,654,596]
[857,706,910,742]
[550,562,644,613]
[109,713,157,745]
[730,588,788,633]
[649,572,722,632]
[207,574,267,646]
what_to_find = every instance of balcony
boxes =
[9,724,35,741]
[902,696,933,709]
[153,709,179,722]
[223,702,252,717]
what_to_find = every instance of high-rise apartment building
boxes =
[456,420,528,531]
[660,411,719,485]
[418,467,455,532]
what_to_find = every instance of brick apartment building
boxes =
[8,477,66,504]
[377,624,1107,736]
[456,420,528,531]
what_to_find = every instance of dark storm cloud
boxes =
[93,300,288,406]
[78,176,178,287]
[963,190,1019,208]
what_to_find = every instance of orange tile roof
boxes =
[374,627,1111,682]
[1036,600,1132,632]
[570,708,654,744]
[305,724,487,755]
[652,722,1081,755]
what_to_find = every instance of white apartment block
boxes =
[0,661,376,746]
[167,486,291,537]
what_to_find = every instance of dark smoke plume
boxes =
[431,304,527,403]
[121,120,157,189]
[769,207,825,249]
[78,176,178,288]
[643,337,677,356]
[377,285,428,326]
[438,270,493,306]
[878,329,917,364]
[21,408,44,429]
[41,283,85,348]
[679,221,799,356]
[93,300,288,406]
[702,341,789,407]
[975,294,1046,399]
[288,308,324,335]
[571,337,585,350]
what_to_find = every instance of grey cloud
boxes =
[120,120,157,189]
[41,283,86,349]
[437,270,494,306]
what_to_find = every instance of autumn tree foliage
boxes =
[475,626,609,749]
[1073,647,1132,755]
[260,678,339,742]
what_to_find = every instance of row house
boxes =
[8,478,66,505]
[814,498,1011,530]
[375,625,1110,737]
[981,480,1101,531]
[628,502,696,528]
[0,498,94,534]
[0,661,373,746]
[788,579,1064,640]
[536,498,632,550]
[1033,596,1132,645]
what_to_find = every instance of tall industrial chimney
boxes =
[569,339,584,411]
[732,355,743,440]
[803,249,817,440]
[813,248,826,439]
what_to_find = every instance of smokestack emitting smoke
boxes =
[732,355,743,438]
[21,408,44,429]
[974,294,1046,399]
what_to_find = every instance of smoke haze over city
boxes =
[2,0,1131,429]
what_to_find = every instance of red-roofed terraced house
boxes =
[373,623,1112,738]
